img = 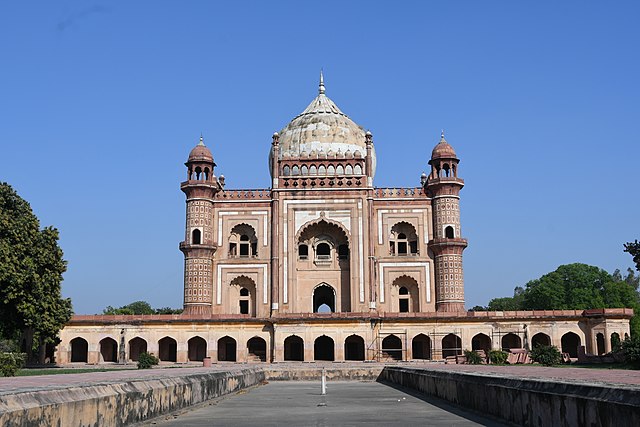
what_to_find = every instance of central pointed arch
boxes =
[313,283,336,313]
[296,217,350,245]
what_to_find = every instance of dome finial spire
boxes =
[199,133,205,146]
[319,69,325,95]
[440,129,445,141]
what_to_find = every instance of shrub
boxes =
[0,352,26,377]
[489,350,508,365]
[621,336,640,365]
[530,344,562,366]
[464,350,483,364]
[137,352,159,369]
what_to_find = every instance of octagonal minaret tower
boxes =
[179,136,223,315]
[426,131,468,312]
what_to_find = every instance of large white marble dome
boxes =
[269,73,376,178]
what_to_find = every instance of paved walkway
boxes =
[2,362,640,395]
[147,381,507,427]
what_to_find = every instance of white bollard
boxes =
[321,367,326,395]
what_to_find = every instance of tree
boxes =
[487,286,525,311]
[102,301,182,315]
[0,183,72,363]
[624,240,640,272]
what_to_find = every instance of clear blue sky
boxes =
[1,1,638,314]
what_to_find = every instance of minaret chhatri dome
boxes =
[270,72,376,177]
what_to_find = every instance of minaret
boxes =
[179,136,222,315]
[426,131,468,312]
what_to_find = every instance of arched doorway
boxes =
[344,335,365,361]
[442,334,462,358]
[561,332,581,358]
[247,337,267,362]
[531,333,551,348]
[128,337,147,362]
[501,333,522,351]
[471,333,491,354]
[158,337,177,362]
[188,336,207,362]
[412,334,431,360]
[314,335,335,361]
[218,336,237,362]
[284,335,304,361]
[99,337,118,362]
[70,337,88,363]
[611,332,621,351]
[596,333,605,355]
[313,284,335,313]
[382,335,403,361]
[391,276,419,313]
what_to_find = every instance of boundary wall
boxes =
[379,366,640,427]
[0,368,264,427]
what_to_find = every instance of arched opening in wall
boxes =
[561,332,581,358]
[99,337,118,363]
[158,337,177,362]
[284,335,304,361]
[70,337,88,363]
[412,334,431,360]
[314,335,335,361]
[247,337,267,362]
[390,222,418,256]
[298,219,350,312]
[128,337,147,362]
[218,336,237,362]
[392,276,420,313]
[188,336,207,362]
[596,333,605,356]
[204,167,210,180]
[283,165,290,176]
[192,229,201,245]
[611,332,621,351]
[313,284,335,313]
[344,335,365,361]
[382,335,403,361]
[531,333,551,348]
[442,334,462,358]
[230,276,257,317]
[195,166,202,180]
[445,226,455,239]
[229,224,258,258]
[471,333,491,354]
[501,333,522,351]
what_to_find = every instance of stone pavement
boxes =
[147,380,508,427]
[2,362,640,395]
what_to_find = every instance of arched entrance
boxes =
[313,284,335,313]
[344,335,365,361]
[188,336,207,362]
[99,337,118,362]
[611,332,621,351]
[596,333,605,355]
[391,276,419,313]
[70,337,88,363]
[442,334,462,358]
[229,276,257,317]
[561,332,581,358]
[158,337,177,362]
[247,337,267,362]
[382,335,403,361]
[471,333,491,354]
[412,334,431,360]
[531,333,551,348]
[284,335,304,361]
[128,337,147,362]
[501,333,522,351]
[218,336,237,362]
[314,335,335,361]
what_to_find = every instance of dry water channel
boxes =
[147,380,507,426]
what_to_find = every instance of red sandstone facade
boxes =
[56,76,632,365]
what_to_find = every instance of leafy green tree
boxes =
[487,287,525,311]
[624,240,640,272]
[102,301,182,315]
[0,183,72,364]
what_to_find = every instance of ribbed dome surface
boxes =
[188,137,214,163]
[431,133,457,160]
[270,74,376,177]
